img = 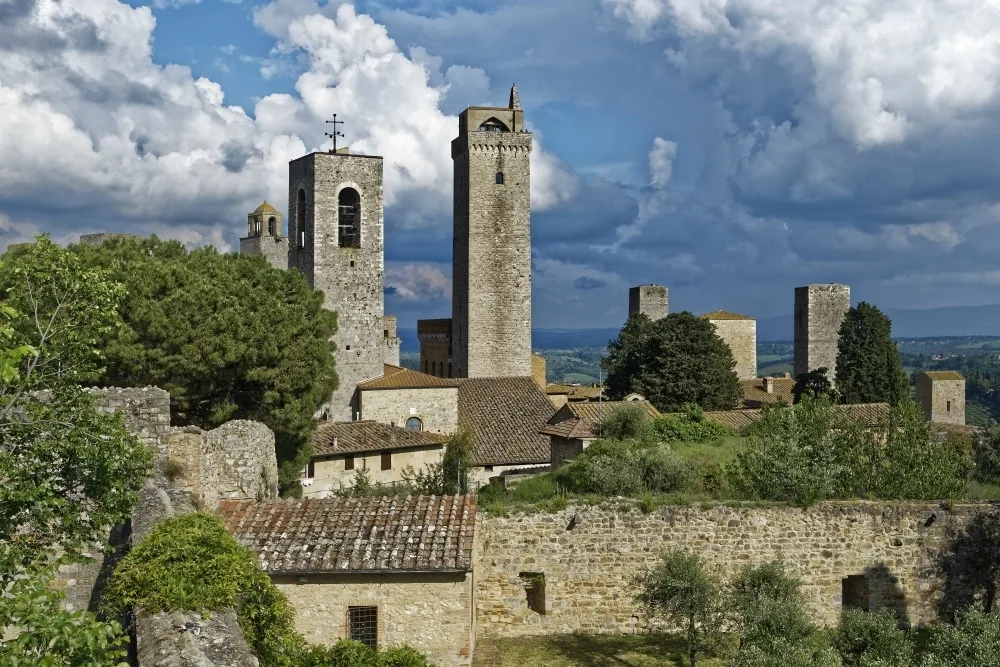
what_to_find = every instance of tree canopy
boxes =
[61,236,339,493]
[792,367,836,404]
[603,312,741,413]
[835,302,909,405]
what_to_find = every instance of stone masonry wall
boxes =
[628,285,668,321]
[916,376,966,425]
[794,284,850,381]
[710,318,757,380]
[451,127,533,379]
[474,501,986,638]
[239,234,289,271]
[360,386,459,434]
[288,152,385,421]
[273,572,474,667]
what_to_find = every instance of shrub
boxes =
[727,561,814,651]
[920,606,1000,667]
[554,439,692,496]
[652,404,734,443]
[833,609,914,667]
[595,402,653,442]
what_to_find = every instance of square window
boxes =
[345,455,354,471]
[306,460,315,478]
[348,606,378,648]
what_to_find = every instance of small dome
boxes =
[252,201,279,216]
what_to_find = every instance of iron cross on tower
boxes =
[325,114,345,153]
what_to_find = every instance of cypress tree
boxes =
[835,302,909,405]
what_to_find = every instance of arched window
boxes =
[478,117,509,133]
[268,216,276,235]
[496,172,504,185]
[431,361,437,376]
[405,417,423,431]
[338,187,361,248]
[296,189,306,248]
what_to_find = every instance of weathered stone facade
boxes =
[531,354,547,388]
[451,91,532,379]
[288,151,386,420]
[418,318,453,377]
[474,501,987,637]
[628,285,668,321]
[794,284,851,381]
[382,314,400,367]
[239,202,289,271]
[916,372,966,425]
[360,386,460,434]
[273,573,474,667]
[306,444,446,496]
[705,313,757,380]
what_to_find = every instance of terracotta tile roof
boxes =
[545,384,603,400]
[458,377,556,466]
[218,495,476,574]
[701,310,755,321]
[739,378,796,408]
[703,403,891,432]
[540,400,661,440]
[920,371,965,381]
[357,364,460,390]
[312,421,446,457]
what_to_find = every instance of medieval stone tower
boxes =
[450,85,533,378]
[240,201,289,270]
[794,284,851,382]
[629,285,668,321]
[288,149,386,420]
[916,371,966,425]
[703,311,757,380]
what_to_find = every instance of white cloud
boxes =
[385,262,451,301]
[648,136,676,188]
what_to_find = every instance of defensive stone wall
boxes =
[474,501,991,638]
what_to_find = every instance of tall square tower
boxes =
[451,85,533,378]
[628,284,669,321]
[288,149,385,421]
[793,284,851,381]
[916,371,966,425]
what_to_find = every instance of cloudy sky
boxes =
[3,0,1000,330]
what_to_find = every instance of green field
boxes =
[479,633,726,667]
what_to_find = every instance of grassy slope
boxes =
[490,634,725,667]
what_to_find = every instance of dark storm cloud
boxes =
[573,276,606,290]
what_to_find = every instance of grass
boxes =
[967,480,1000,500]
[488,632,726,667]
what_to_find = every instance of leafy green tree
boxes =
[441,428,475,494]
[64,236,338,493]
[727,561,815,652]
[835,303,909,405]
[633,549,722,667]
[727,395,842,505]
[920,606,1000,667]
[793,368,836,404]
[604,312,740,413]
[0,237,152,666]
[833,609,914,667]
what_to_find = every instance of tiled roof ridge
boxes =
[921,370,964,380]
[701,309,755,321]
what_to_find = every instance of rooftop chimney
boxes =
[763,377,775,394]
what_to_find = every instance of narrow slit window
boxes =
[345,455,354,471]
[947,400,952,412]
[306,460,315,478]
[496,171,505,185]
[381,451,391,471]
[348,606,378,648]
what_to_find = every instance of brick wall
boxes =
[474,501,987,637]
[274,572,474,667]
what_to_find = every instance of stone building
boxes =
[417,318,453,377]
[358,364,460,434]
[794,284,851,382]
[739,376,794,408]
[542,399,661,468]
[220,495,477,667]
[544,384,603,408]
[449,85,533,379]
[287,149,392,421]
[239,201,289,270]
[628,284,668,321]
[916,371,966,425]
[382,315,400,367]
[703,310,757,380]
[303,420,448,497]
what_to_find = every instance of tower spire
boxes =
[508,83,520,110]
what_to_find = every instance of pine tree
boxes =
[835,302,909,405]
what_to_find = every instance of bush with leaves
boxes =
[554,439,692,496]
[300,640,432,667]
[727,561,815,653]
[793,368,837,404]
[652,403,734,443]
[920,606,1000,667]
[833,609,914,667]
[634,549,723,667]
[595,401,654,441]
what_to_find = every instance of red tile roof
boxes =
[458,377,555,466]
[357,364,460,390]
[312,421,446,456]
[218,495,476,574]
[739,378,795,408]
[541,400,661,440]
[703,403,890,432]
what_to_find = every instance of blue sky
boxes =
[4,0,1000,332]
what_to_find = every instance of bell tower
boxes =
[239,201,288,270]
[451,84,533,378]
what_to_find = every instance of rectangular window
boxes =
[345,455,354,471]
[348,606,378,648]
[299,230,305,248]
[306,460,315,478]
[381,451,391,471]
[485,465,494,472]
[947,400,952,412]
[842,575,870,611]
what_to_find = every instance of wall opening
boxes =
[842,575,870,611]
[947,400,952,412]
[496,171,504,185]
[345,455,354,471]
[348,606,378,648]
[296,189,306,248]
[478,117,509,133]
[405,417,423,431]
[268,216,276,235]
[381,451,391,471]
[338,187,361,248]
[519,572,546,615]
